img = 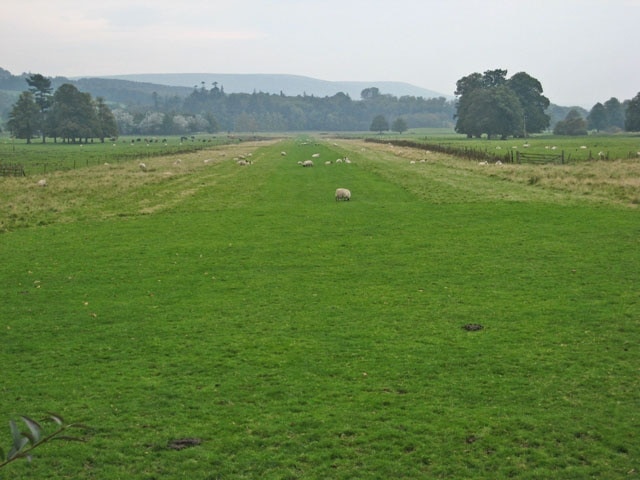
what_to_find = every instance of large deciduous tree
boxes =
[507,72,550,135]
[603,97,625,129]
[454,69,549,139]
[48,84,99,142]
[587,103,608,132]
[624,92,640,132]
[7,91,41,143]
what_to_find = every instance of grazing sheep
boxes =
[344,157,351,164]
[335,188,351,201]
[37,179,47,187]
[238,159,251,166]
[312,153,320,158]
[410,160,416,164]
[281,151,287,156]
[302,160,314,167]
[495,160,503,165]
[325,160,332,165]
[139,162,147,172]
[336,158,343,163]
[478,161,489,165]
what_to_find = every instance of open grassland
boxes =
[0,135,257,176]
[1,137,638,478]
[371,130,640,163]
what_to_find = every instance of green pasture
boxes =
[0,135,245,176]
[1,138,638,478]
[381,130,640,163]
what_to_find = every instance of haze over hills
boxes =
[94,73,452,99]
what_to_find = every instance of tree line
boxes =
[5,70,640,141]
[453,68,640,137]
[7,74,118,143]
[113,85,455,135]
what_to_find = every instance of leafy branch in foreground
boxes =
[0,413,89,470]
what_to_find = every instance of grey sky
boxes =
[2,0,638,107]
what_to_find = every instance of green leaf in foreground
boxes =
[0,414,89,470]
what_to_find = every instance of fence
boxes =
[516,151,564,164]
[0,163,26,177]
[365,138,514,163]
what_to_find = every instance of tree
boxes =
[455,69,545,139]
[553,109,588,135]
[7,91,40,143]
[48,84,99,142]
[624,92,640,132]
[507,72,550,135]
[604,97,625,129]
[587,103,607,132]
[370,114,389,133]
[391,117,408,134]
[361,87,380,100]
[26,73,53,143]
[465,86,524,139]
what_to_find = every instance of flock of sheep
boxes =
[282,150,353,202]
[41,147,353,202]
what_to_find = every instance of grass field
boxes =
[1,135,639,478]
[374,130,640,163]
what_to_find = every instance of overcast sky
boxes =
[2,0,638,107]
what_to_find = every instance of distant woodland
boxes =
[3,67,629,138]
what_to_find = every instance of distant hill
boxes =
[94,73,451,100]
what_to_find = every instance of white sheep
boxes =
[281,151,287,156]
[37,179,47,187]
[139,163,147,172]
[335,188,351,201]
[336,158,343,163]
[312,153,320,158]
[238,159,249,166]
[478,161,489,165]
[302,160,314,167]
[325,160,332,165]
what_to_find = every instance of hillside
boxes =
[94,73,451,100]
